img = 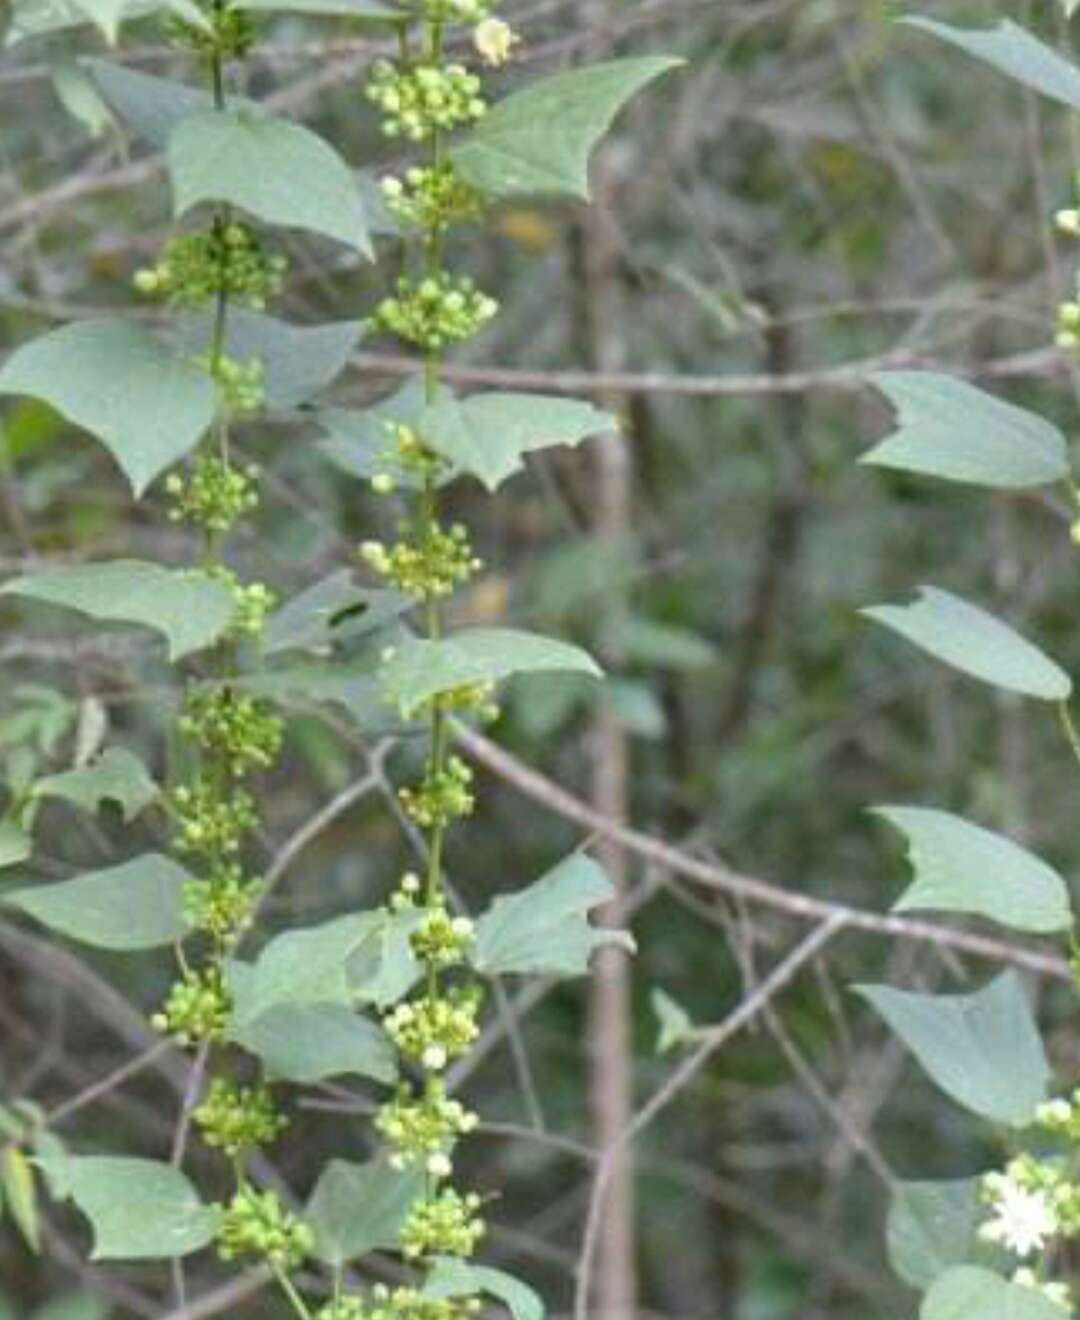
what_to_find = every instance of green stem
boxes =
[1059,700,1080,774]
[272,1265,315,1320]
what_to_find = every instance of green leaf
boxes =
[862,586,1071,701]
[887,1180,982,1291]
[472,853,633,977]
[35,747,158,822]
[0,321,216,496]
[172,309,361,410]
[236,662,399,732]
[33,1292,108,1320]
[902,18,1080,113]
[50,58,114,139]
[382,628,601,715]
[419,392,616,491]
[316,379,455,489]
[169,109,372,254]
[241,0,405,15]
[863,372,1069,488]
[615,615,717,670]
[262,570,372,655]
[651,988,695,1054]
[346,909,421,1008]
[0,822,31,869]
[306,1159,423,1266]
[1,1148,39,1254]
[230,1002,396,1084]
[4,854,192,950]
[1068,0,1080,20]
[453,57,682,200]
[89,59,243,147]
[10,0,206,43]
[855,971,1050,1126]
[873,805,1073,934]
[0,561,236,661]
[38,1156,218,1260]
[231,913,387,1024]
[424,1259,544,1320]
[921,1266,1068,1319]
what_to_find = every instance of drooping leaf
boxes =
[453,57,682,200]
[381,628,601,715]
[472,853,634,977]
[4,854,192,950]
[89,59,243,147]
[0,561,236,661]
[855,971,1050,1126]
[1,1148,39,1254]
[902,17,1080,113]
[37,1156,219,1260]
[920,1265,1068,1320]
[171,309,361,410]
[424,1259,544,1320]
[873,806,1072,934]
[306,1159,423,1266]
[418,392,616,491]
[0,321,216,495]
[35,747,159,822]
[887,1179,982,1291]
[862,586,1071,701]
[651,988,695,1054]
[863,372,1069,488]
[169,109,372,254]
[230,1002,396,1085]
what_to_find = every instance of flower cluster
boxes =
[166,0,256,60]
[180,687,284,777]
[376,1077,478,1173]
[195,1078,288,1158]
[183,862,259,944]
[366,60,485,141]
[152,967,231,1044]
[400,1187,485,1260]
[166,455,259,535]
[318,1288,481,1320]
[398,754,475,828]
[410,904,475,967]
[384,984,483,1071]
[362,521,482,600]
[197,352,266,416]
[207,565,277,637]
[381,166,483,235]
[217,1186,314,1269]
[135,223,286,310]
[173,776,258,857]
[369,274,498,352]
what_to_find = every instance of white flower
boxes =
[979,1174,1059,1258]
[474,17,519,66]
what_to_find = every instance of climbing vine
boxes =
[0,0,677,1316]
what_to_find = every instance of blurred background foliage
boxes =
[3,0,1080,1316]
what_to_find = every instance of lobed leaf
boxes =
[4,854,192,950]
[169,109,373,254]
[863,372,1069,488]
[453,57,682,200]
[862,586,1072,701]
[874,805,1072,934]
[472,853,633,978]
[0,320,216,495]
[855,971,1050,1126]
[419,391,616,491]
[0,561,236,661]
